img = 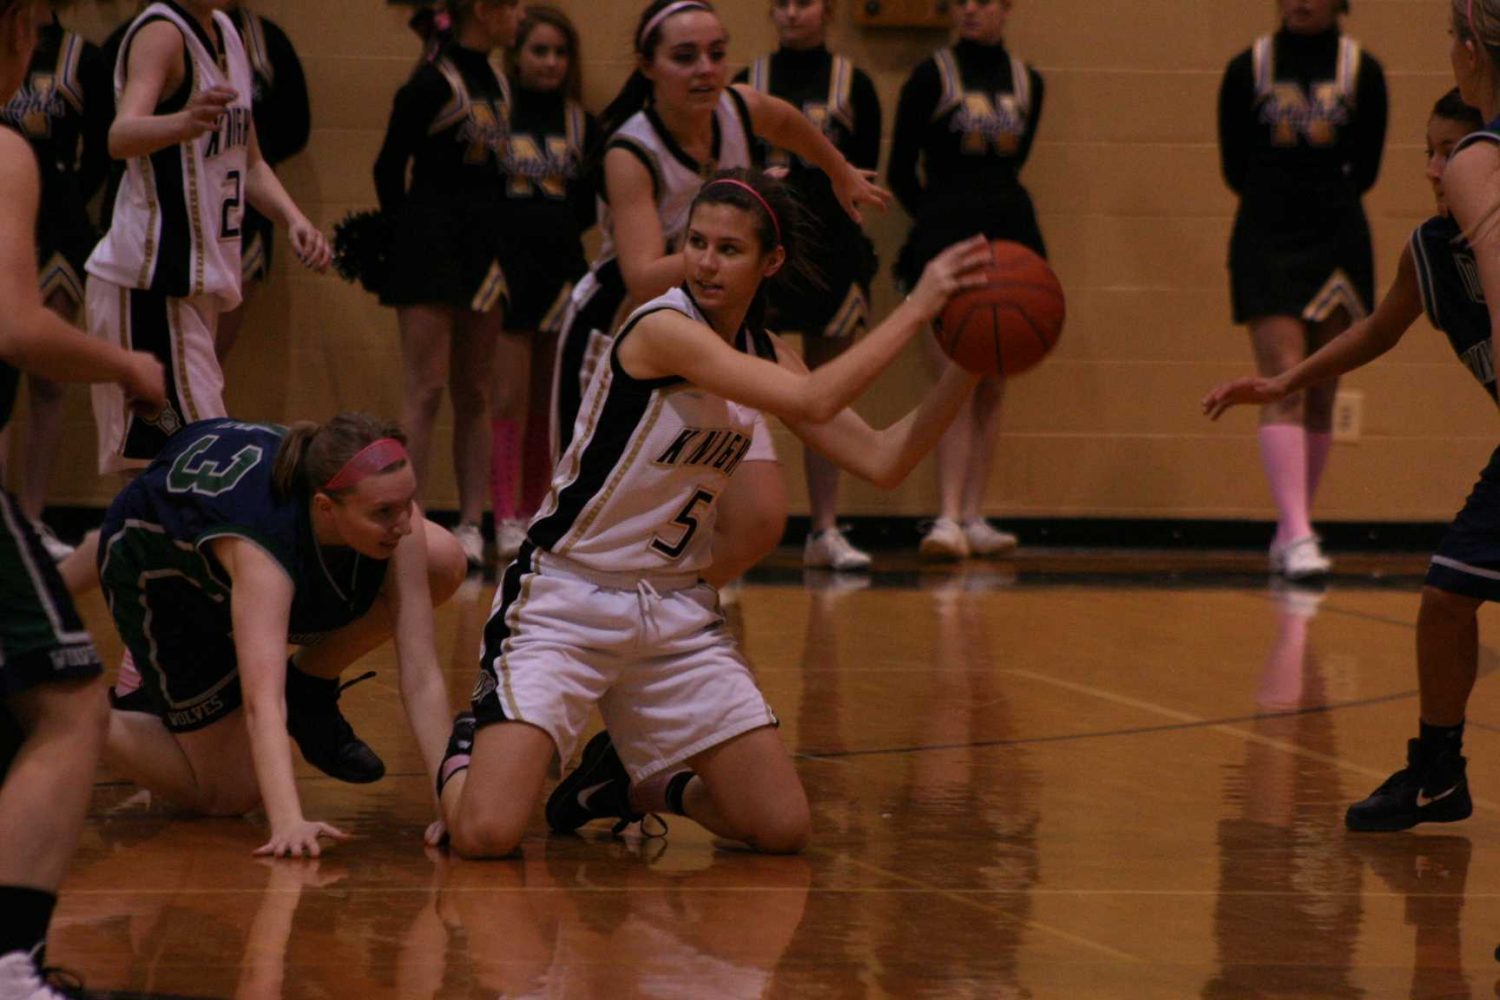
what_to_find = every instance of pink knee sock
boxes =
[520,411,552,518]
[114,649,141,697]
[1305,430,1332,503]
[489,419,520,523]
[1258,424,1312,547]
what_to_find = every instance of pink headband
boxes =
[705,178,782,246]
[322,438,410,492]
[639,1,711,50]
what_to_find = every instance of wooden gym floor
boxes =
[50,550,1500,998]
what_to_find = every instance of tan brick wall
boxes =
[36,0,1483,522]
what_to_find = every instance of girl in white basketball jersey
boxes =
[86,0,330,476]
[436,170,989,859]
[553,0,890,589]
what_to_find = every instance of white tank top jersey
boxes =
[529,286,777,576]
[87,1,253,310]
[568,90,754,311]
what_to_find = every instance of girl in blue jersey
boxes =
[435,170,990,859]
[0,0,167,992]
[99,415,467,858]
[1203,86,1491,832]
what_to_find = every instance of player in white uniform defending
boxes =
[86,0,329,476]
[435,169,990,859]
[552,0,890,589]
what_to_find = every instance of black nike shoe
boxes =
[1345,738,1472,832]
[546,731,642,835]
[285,664,385,784]
[436,712,476,798]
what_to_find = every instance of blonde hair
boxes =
[272,413,408,500]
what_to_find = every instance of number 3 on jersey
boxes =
[650,488,718,560]
[167,436,263,497]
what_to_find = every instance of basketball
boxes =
[934,240,1065,378]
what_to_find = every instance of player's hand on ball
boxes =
[908,236,993,320]
[290,219,332,273]
[834,165,892,225]
[1202,376,1288,420]
[120,351,166,415]
[254,819,351,859]
[180,86,237,141]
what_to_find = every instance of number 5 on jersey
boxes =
[650,488,718,560]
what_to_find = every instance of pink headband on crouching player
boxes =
[322,438,409,492]
[705,178,782,246]
[638,1,711,50]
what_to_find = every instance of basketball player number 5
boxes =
[220,170,242,241]
[650,488,717,560]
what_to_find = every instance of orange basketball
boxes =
[935,240,1065,378]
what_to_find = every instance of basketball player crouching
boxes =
[435,170,991,859]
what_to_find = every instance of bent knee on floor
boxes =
[196,785,261,818]
[449,810,526,859]
[743,800,811,855]
[427,526,469,601]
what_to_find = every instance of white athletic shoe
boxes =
[961,518,1018,557]
[453,523,484,568]
[0,949,71,1000]
[803,526,872,571]
[1270,534,1331,580]
[29,522,72,563]
[496,519,527,561]
[919,517,969,560]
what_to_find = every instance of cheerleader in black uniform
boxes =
[217,2,310,363]
[889,0,1042,561]
[1218,0,1387,579]
[0,6,109,560]
[374,0,519,567]
[736,0,882,572]
[490,5,597,561]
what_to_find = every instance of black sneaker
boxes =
[285,664,385,784]
[546,731,642,835]
[436,712,476,798]
[1345,739,1472,832]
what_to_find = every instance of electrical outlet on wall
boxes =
[1333,390,1363,443]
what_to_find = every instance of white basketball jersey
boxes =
[88,3,253,310]
[567,90,755,317]
[529,286,774,575]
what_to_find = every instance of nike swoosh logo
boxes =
[1418,786,1458,808]
[576,781,610,809]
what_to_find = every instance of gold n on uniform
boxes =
[506,101,586,199]
[1253,34,1359,148]
[431,52,512,168]
[746,54,855,169]
[932,48,1030,156]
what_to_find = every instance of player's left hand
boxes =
[1202,375,1289,420]
[834,165,892,226]
[290,219,332,273]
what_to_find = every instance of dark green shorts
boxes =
[0,488,102,701]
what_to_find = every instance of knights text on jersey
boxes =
[86,2,253,310]
[99,419,390,641]
[1411,211,1496,402]
[530,287,774,575]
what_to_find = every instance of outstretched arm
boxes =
[621,237,992,423]
[734,84,890,224]
[216,538,350,858]
[774,336,980,488]
[0,132,164,403]
[1203,245,1423,419]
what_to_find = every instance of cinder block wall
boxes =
[40,0,1479,523]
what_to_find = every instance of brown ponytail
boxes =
[271,413,408,500]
